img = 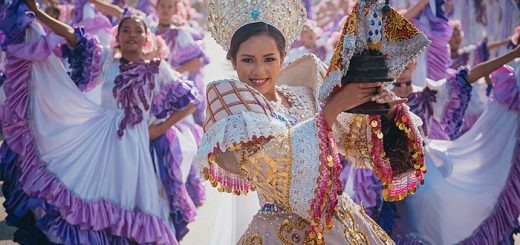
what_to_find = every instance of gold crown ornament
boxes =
[207,0,307,51]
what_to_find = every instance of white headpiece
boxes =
[207,0,307,51]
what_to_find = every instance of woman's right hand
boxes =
[322,82,381,126]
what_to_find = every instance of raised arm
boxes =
[488,38,512,50]
[89,0,124,19]
[24,0,77,46]
[402,0,429,21]
[467,45,520,83]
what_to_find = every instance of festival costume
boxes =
[0,1,201,243]
[198,0,428,243]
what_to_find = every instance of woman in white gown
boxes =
[0,0,201,243]
[198,0,430,243]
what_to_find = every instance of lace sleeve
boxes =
[195,79,287,195]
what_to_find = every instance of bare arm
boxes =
[24,0,77,46]
[488,38,511,50]
[402,0,429,21]
[89,0,123,19]
[467,45,520,83]
[149,104,196,140]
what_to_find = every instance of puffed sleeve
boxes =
[150,60,201,123]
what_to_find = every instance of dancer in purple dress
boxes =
[0,0,202,243]
[91,0,207,210]
[449,20,514,70]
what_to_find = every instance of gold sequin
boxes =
[327,155,333,163]
[242,234,263,245]
[371,120,379,128]
[209,154,216,163]
[377,132,384,139]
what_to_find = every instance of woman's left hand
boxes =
[371,86,408,119]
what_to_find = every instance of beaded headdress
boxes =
[207,0,307,51]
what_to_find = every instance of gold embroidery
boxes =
[278,219,293,245]
[241,134,293,210]
[359,205,395,245]
[383,9,419,42]
[343,115,373,169]
[344,11,357,36]
[277,217,314,244]
[296,217,308,230]
[242,234,263,245]
[334,201,370,245]
[328,36,345,73]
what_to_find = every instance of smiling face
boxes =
[231,34,285,98]
[116,17,148,55]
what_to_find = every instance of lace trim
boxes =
[196,111,288,195]
[289,118,321,222]
[196,111,287,161]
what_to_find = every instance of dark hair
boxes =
[117,16,148,35]
[227,22,286,61]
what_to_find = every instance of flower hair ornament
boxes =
[207,0,307,51]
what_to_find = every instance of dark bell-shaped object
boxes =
[341,49,393,115]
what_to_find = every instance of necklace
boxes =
[268,85,312,126]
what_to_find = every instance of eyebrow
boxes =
[240,53,277,57]
[120,26,144,30]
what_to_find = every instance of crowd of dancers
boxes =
[0,0,518,244]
